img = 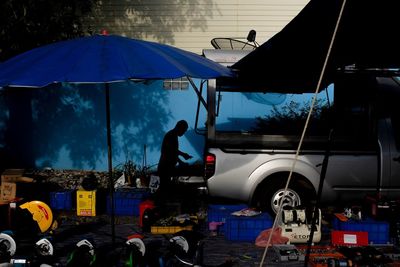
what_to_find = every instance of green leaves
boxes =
[0,0,97,61]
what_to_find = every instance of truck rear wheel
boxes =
[254,174,316,214]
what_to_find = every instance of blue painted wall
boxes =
[0,80,207,171]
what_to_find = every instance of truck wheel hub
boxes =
[271,188,301,213]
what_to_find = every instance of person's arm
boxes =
[178,150,192,160]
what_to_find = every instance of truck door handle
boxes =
[393,156,400,162]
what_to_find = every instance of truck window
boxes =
[215,88,333,137]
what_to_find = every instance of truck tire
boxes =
[254,174,316,214]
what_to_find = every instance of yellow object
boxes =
[151,225,193,234]
[77,190,96,216]
[20,201,53,233]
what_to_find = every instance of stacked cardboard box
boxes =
[1,169,23,202]
[0,169,34,202]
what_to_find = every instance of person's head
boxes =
[175,120,188,136]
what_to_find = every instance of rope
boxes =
[258,0,347,265]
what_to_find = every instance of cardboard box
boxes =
[77,190,96,216]
[1,169,24,183]
[1,182,17,201]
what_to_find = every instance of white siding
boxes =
[83,0,309,54]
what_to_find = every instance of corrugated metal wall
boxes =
[83,0,309,54]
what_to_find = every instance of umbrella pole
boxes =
[105,83,116,244]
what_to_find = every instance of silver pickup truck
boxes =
[202,60,400,213]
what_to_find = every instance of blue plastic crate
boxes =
[207,204,248,233]
[332,217,390,244]
[225,212,273,242]
[49,190,74,210]
[107,189,150,216]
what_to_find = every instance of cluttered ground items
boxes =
[0,200,57,266]
[3,168,400,266]
[140,202,200,235]
[0,232,56,266]
[291,245,393,267]
[269,244,305,262]
[204,201,400,266]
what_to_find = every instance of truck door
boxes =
[383,115,400,197]
[376,77,400,198]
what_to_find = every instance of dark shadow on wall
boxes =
[0,80,171,170]
[84,0,216,44]
[0,0,216,171]
[107,81,172,166]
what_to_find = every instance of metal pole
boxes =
[304,129,333,267]
[105,83,115,244]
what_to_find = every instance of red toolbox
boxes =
[331,230,368,246]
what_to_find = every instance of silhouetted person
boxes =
[157,120,192,198]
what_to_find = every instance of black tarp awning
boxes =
[231,0,400,93]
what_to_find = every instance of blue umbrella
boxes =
[0,34,233,86]
[0,34,234,242]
